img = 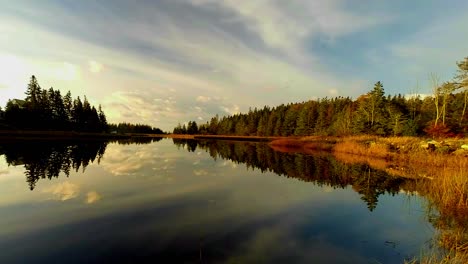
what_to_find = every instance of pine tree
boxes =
[63,91,73,123]
[72,97,83,130]
[98,105,108,132]
[25,75,41,108]
[187,121,199,135]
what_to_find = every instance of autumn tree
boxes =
[455,57,468,126]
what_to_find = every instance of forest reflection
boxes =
[0,137,162,190]
[173,139,419,211]
[1,137,419,211]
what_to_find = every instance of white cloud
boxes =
[196,96,211,103]
[221,104,240,115]
[190,0,392,60]
[53,62,80,81]
[88,60,103,73]
[329,89,338,96]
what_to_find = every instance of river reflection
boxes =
[0,138,433,263]
[173,139,417,212]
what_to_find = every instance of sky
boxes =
[0,0,467,131]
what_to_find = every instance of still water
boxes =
[0,138,434,263]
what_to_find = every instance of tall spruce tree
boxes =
[25,75,41,109]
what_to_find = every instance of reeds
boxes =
[269,135,468,263]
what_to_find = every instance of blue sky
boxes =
[0,0,467,130]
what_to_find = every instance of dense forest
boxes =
[175,57,467,138]
[0,76,164,134]
[0,75,107,132]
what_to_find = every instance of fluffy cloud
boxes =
[88,60,104,73]
[221,104,240,115]
[53,62,80,81]
[196,96,211,103]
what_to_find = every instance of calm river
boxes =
[0,138,435,263]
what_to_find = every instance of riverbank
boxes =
[270,135,468,262]
[268,135,468,174]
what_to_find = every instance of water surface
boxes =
[0,138,434,263]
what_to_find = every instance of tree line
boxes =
[173,121,199,135]
[0,75,107,132]
[108,122,164,134]
[177,57,467,138]
[0,75,164,134]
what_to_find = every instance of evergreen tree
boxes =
[187,121,199,135]
[98,105,108,132]
[72,97,83,130]
[63,91,73,123]
[282,104,299,136]
[25,75,41,109]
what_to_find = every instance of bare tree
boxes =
[455,57,468,125]
[430,73,441,126]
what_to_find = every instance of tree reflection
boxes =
[0,137,160,190]
[173,139,414,211]
[0,140,107,190]
[114,137,163,145]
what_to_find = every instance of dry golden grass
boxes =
[269,135,468,263]
[406,252,468,264]
[333,137,390,159]
[432,167,467,209]
[406,162,468,263]
[332,136,467,169]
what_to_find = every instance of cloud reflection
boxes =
[86,191,102,204]
[100,142,178,177]
[43,182,80,201]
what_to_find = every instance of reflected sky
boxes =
[0,139,434,263]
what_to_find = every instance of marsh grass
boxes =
[269,137,335,152]
[270,135,468,263]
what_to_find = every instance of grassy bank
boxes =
[270,135,468,262]
[270,136,467,171]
